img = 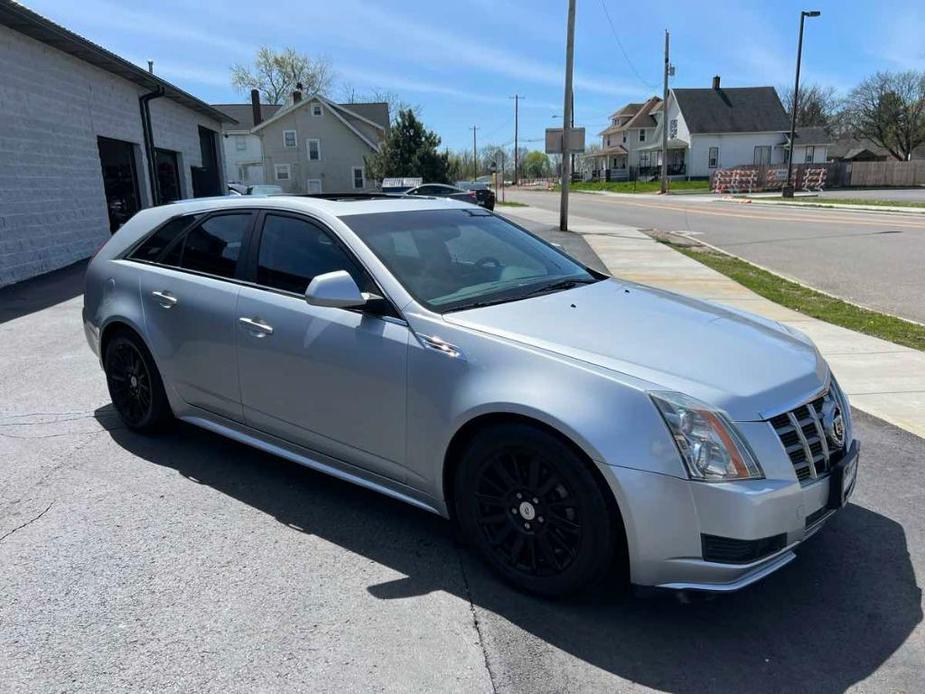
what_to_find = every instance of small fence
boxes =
[711,160,925,193]
[711,164,833,193]
[848,160,925,187]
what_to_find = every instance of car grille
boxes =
[769,388,846,483]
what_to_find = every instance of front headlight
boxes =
[650,391,764,481]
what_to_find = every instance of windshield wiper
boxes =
[444,278,599,313]
[520,277,599,298]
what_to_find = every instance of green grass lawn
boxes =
[568,180,711,194]
[495,200,528,207]
[670,243,925,352]
[781,197,925,209]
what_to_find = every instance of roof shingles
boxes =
[672,87,789,134]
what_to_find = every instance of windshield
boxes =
[342,209,601,312]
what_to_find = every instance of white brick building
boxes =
[0,1,235,287]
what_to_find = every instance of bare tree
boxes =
[231,47,333,105]
[338,83,417,119]
[780,83,841,127]
[844,70,925,161]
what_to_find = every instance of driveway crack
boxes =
[456,546,498,694]
[0,501,54,544]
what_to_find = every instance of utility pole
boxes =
[784,10,821,198]
[510,95,523,184]
[660,30,670,194]
[470,125,479,180]
[559,0,576,231]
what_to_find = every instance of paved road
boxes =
[507,190,925,323]
[1,260,923,693]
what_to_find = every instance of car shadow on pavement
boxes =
[97,409,921,693]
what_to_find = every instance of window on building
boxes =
[307,179,322,193]
[352,167,365,190]
[235,136,247,151]
[639,129,647,142]
[283,130,297,148]
[312,103,323,117]
[708,147,719,168]
[622,133,627,144]
[804,145,815,163]
[307,139,321,161]
[606,136,611,147]
[275,164,291,181]
[639,152,650,167]
[669,119,678,138]
[169,213,251,279]
[753,145,771,165]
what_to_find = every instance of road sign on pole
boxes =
[545,127,585,154]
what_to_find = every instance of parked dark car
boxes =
[404,183,478,206]
[456,180,496,210]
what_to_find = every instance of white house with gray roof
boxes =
[589,77,825,180]
[251,94,389,194]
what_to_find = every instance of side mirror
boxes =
[305,270,367,309]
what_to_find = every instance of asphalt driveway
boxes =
[1,258,923,693]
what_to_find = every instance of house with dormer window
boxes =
[588,77,814,181]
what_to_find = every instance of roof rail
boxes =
[299,193,404,201]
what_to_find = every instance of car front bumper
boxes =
[602,439,859,592]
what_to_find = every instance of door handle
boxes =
[151,290,178,308]
[239,316,274,336]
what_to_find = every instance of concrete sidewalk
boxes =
[507,205,925,439]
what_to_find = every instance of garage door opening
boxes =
[155,148,182,204]
[97,137,141,232]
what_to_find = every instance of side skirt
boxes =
[179,410,445,517]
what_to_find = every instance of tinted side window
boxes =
[169,214,250,278]
[129,215,199,262]
[256,215,366,294]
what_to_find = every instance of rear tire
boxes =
[454,423,617,597]
[104,332,172,433]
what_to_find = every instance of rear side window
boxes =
[129,215,199,262]
[256,214,366,294]
[164,213,251,278]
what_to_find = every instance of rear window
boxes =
[163,213,251,279]
[129,215,199,262]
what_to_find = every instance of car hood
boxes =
[444,279,826,421]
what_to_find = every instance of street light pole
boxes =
[784,10,820,198]
[559,0,576,231]
[660,29,670,194]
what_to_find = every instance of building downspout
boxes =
[139,86,165,205]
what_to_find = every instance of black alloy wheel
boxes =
[455,423,619,597]
[474,446,583,577]
[104,333,171,433]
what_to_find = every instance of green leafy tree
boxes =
[365,109,451,183]
[521,150,551,178]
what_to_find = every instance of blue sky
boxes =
[25,0,925,151]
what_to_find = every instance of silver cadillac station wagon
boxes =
[83,194,859,597]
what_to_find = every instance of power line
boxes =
[598,0,658,91]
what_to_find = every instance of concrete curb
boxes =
[734,198,925,216]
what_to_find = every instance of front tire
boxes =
[454,423,617,597]
[104,332,172,433]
